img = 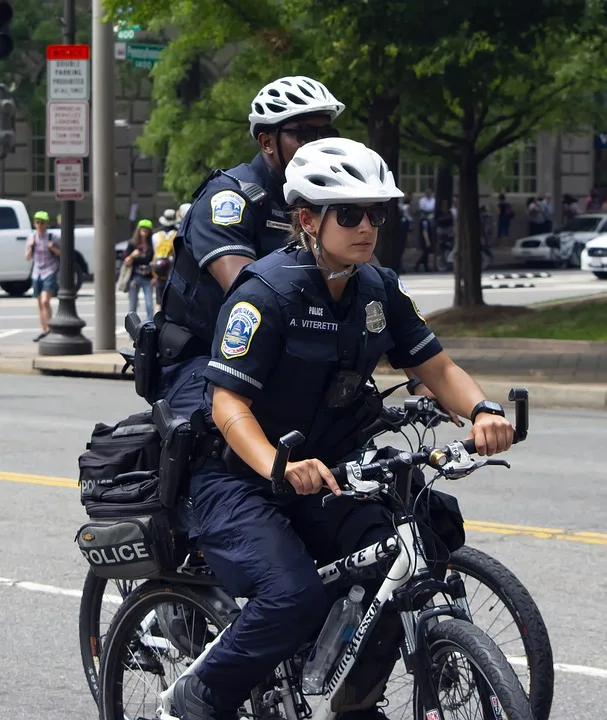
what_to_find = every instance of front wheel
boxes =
[434,248,452,273]
[415,619,534,720]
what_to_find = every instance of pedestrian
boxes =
[169,137,515,720]
[157,75,346,417]
[496,193,514,241]
[177,202,192,226]
[151,209,179,313]
[526,197,546,236]
[418,187,436,215]
[396,193,412,272]
[539,193,553,233]
[415,210,433,272]
[563,194,580,223]
[25,210,60,342]
[124,219,155,321]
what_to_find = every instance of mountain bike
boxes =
[97,389,536,720]
[79,391,553,720]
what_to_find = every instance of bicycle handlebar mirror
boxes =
[271,430,305,496]
[508,387,529,443]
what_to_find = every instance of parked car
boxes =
[0,199,95,296]
[581,234,607,279]
[511,214,607,268]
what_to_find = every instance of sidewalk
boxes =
[2,337,607,410]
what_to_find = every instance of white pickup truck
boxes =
[0,199,95,296]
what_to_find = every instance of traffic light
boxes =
[0,85,15,159]
[0,2,12,60]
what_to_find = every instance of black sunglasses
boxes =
[327,204,389,228]
[279,123,340,145]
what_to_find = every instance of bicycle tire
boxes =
[448,545,554,720]
[415,618,534,720]
[98,581,242,720]
[78,570,141,704]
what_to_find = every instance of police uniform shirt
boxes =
[203,248,442,455]
[186,152,291,269]
[419,217,432,247]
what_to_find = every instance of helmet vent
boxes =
[285,92,307,105]
[341,163,366,182]
[266,102,288,113]
[319,146,346,156]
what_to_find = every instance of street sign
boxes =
[54,157,84,200]
[46,101,89,157]
[114,42,126,60]
[125,43,164,70]
[113,23,141,41]
[46,44,90,101]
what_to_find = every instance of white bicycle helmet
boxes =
[283,137,404,206]
[249,76,345,138]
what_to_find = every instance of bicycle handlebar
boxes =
[270,387,529,496]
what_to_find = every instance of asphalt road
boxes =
[0,374,605,719]
[0,269,605,349]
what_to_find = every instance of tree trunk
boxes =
[435,163,453,215]
[367,96,401,271]
[454,153,484,307]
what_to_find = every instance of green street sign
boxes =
[126,43,164,70]
[113,23,141,41]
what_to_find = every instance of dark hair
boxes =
[130,225,152,248]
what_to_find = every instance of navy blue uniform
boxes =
[184,246,442,709]
[158,152,292,417]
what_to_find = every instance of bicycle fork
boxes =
[395,571,469,720]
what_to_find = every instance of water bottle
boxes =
[302,585,365,694]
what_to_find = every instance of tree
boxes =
[0,0,90,126]
[104,0,607,306]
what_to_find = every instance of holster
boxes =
[133,322,160,404]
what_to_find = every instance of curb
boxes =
[1,353,606,410]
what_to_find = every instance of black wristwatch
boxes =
[406,376,424,395]
[470,400,505,424]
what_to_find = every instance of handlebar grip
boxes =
[271,431,305,497]
[509,387,529,442]
[125,311,142,343]
[152,399,175,441]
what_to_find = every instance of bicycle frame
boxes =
[156,516,470,720]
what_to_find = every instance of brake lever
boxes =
[442,456,511,479]
[321,483,388,507]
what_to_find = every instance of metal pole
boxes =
[553,132,563,229]
[92,0,116,351]
[39,0,92,355]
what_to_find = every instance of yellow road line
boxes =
[0,471,77,488]
[1,470,605,546]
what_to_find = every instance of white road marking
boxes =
[0,574,606,680]
[0,329,23,339]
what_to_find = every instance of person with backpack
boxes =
[152,209,179,312]
[24,210,61,342]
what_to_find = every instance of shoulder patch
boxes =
[211,190,246,226]
[221,302,262,359]
[398,278,426,324]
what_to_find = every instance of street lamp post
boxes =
[39,0,92,356]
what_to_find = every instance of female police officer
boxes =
[172,138,514,720]
[157,77,344,417]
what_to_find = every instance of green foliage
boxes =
[0,0,91,126]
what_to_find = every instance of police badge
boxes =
[365,300,386,333]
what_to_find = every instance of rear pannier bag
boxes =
[76,472,176,580]
[78,411,161,504]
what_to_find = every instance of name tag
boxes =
[266,220,292,232]
[289,317,339,332]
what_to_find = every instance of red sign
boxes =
[46,44,90,61]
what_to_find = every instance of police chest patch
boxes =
[221,302,261,359]
[398,278,426,323]
[211,190,246,226]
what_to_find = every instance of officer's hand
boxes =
[467,414,514,457]
[413,383,464,427]
[285,459,342,496]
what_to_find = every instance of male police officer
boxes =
[156,76,345,416]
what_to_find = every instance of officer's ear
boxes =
[300,207,319,236]
[258,131,275,156]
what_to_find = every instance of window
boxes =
[0,206,18,229]
[503,142,537,194]
[31,127,91,193]
[398,157,437,193]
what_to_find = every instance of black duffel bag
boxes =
[78,410,161,505]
